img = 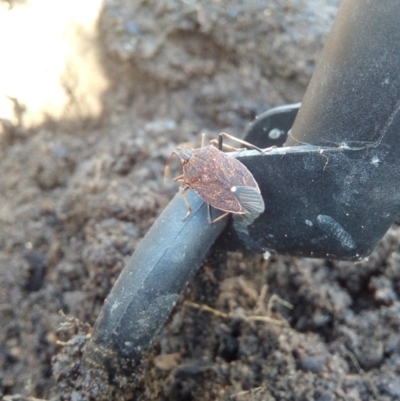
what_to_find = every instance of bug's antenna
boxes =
[201,133,206,148]
[219,132,265,152]
[218,134,223,150]
[164,152,176,184]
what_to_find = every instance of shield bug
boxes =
[165,133,267,223]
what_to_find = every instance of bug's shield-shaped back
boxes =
[232,186,265,214]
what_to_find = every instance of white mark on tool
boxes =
[371,155,380,166]
[317,214,356,249]
[268,128,284,139]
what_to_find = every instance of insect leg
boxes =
[219,132,276,153]
[180,185,192,220]
[164,151,179,184]
[207,204,230,223]
[173,174,184,182]
[210,211,230,224]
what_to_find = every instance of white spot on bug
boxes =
[371,155,380,166]
[317,214,356,249]
[305,219,313,226]
[231,186,237,192]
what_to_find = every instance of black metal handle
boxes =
[85,191,227,368]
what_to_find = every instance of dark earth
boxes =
[1,1,400,400]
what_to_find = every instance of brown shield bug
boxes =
[165,133,267,223]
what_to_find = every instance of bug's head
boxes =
[164,147,193,185]
[174,147,193,165]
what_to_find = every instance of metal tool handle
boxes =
[287,0,400,147]
[85,191,226,368]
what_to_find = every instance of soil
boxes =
[1,1,400,400]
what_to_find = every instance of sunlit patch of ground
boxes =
[0,0,108,128]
